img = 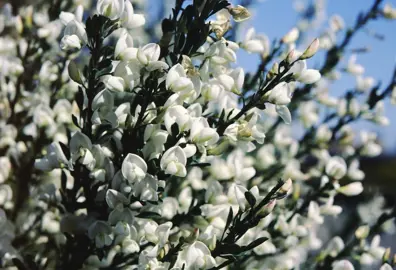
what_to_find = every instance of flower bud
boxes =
[383,248,391,262]
[228,5,251,22]
[68,60,83,84]
[256,199,276,218]
[25,6,33,28]
[15,16,23,34]
[285,49,295,64]
[383,4,396,20]
[300,38,320,60]
[186,228,200,243]
[329,15,345,32]
[266,62,279,80]
[207,139,230,155]
[355,225,370,239]
[280,178,292,194]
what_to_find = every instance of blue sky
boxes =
[236,0,396,152]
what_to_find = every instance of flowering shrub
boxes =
[1,0,396,269]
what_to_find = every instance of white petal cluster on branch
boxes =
[0,0,396,270]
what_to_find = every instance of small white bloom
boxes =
[166,64,194,94]
[173,241,216,270]
[88,221,113,249]
[282,27,299,44]
[120,0,145,29]
[266,82,291,105]
[160,146,187,177]
[356,76,375,92]
[164,105,191,134]
[97,0,125,20]
[121,154,148,183]
[325,156,347,180]
[337,182,364,196]
[60,34,82,51]
[346,54,364,76]
[64,20,87,44]
[332,260,354,270]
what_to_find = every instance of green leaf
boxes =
[61,170,67,191]
[72,114,80,129]
[244,191,256,207]
[59,141,70,160]
[243,237,268,252]
[221,207,233,241]
[136,211,161,219]
[76,87,85,111]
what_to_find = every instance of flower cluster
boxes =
[1,0,396,269]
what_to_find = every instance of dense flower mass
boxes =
[0,0,396,269]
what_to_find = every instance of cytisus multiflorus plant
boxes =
[0,0,396,269]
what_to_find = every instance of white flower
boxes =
[360,131,382,157]
[329,15,345,32]
[380,264,393,270]
[34,142,69,171]
[60,34,82,51]
[241,28,265,53]
[160,146,187,177]
[276,105,292,125]
[97,0,125,20]
[299,101,319,127]
[296,69,321,84]
[326,237,345,257]
[59,5,84,25]
[190,117,219,147]
[88,221,113,249]
[320,196,343,216]
[325,156,347,180]
[142,125,168,160]
[164,105,191,134]
[105,189,129,209]
[137,43,161,65]
[282,27,299,43]
[64,20,87,44]
[144,221,172,247]
[121,153,148,184]
[356,76,375,92]
[266,82,291,105]
[288,60,321,84]
[133,174,159,201]
[166,64,194,94]
[70,131,96,170]
[383,3,396,19]
[228,5,251,22]
[120,0,145,29]
[115,30,136,60]
[346,54,364,76]
[337,182,363,196]
[173,241,216,270]
[308,201,324,224]
[332,260,354,270]
[347,159,365,181]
